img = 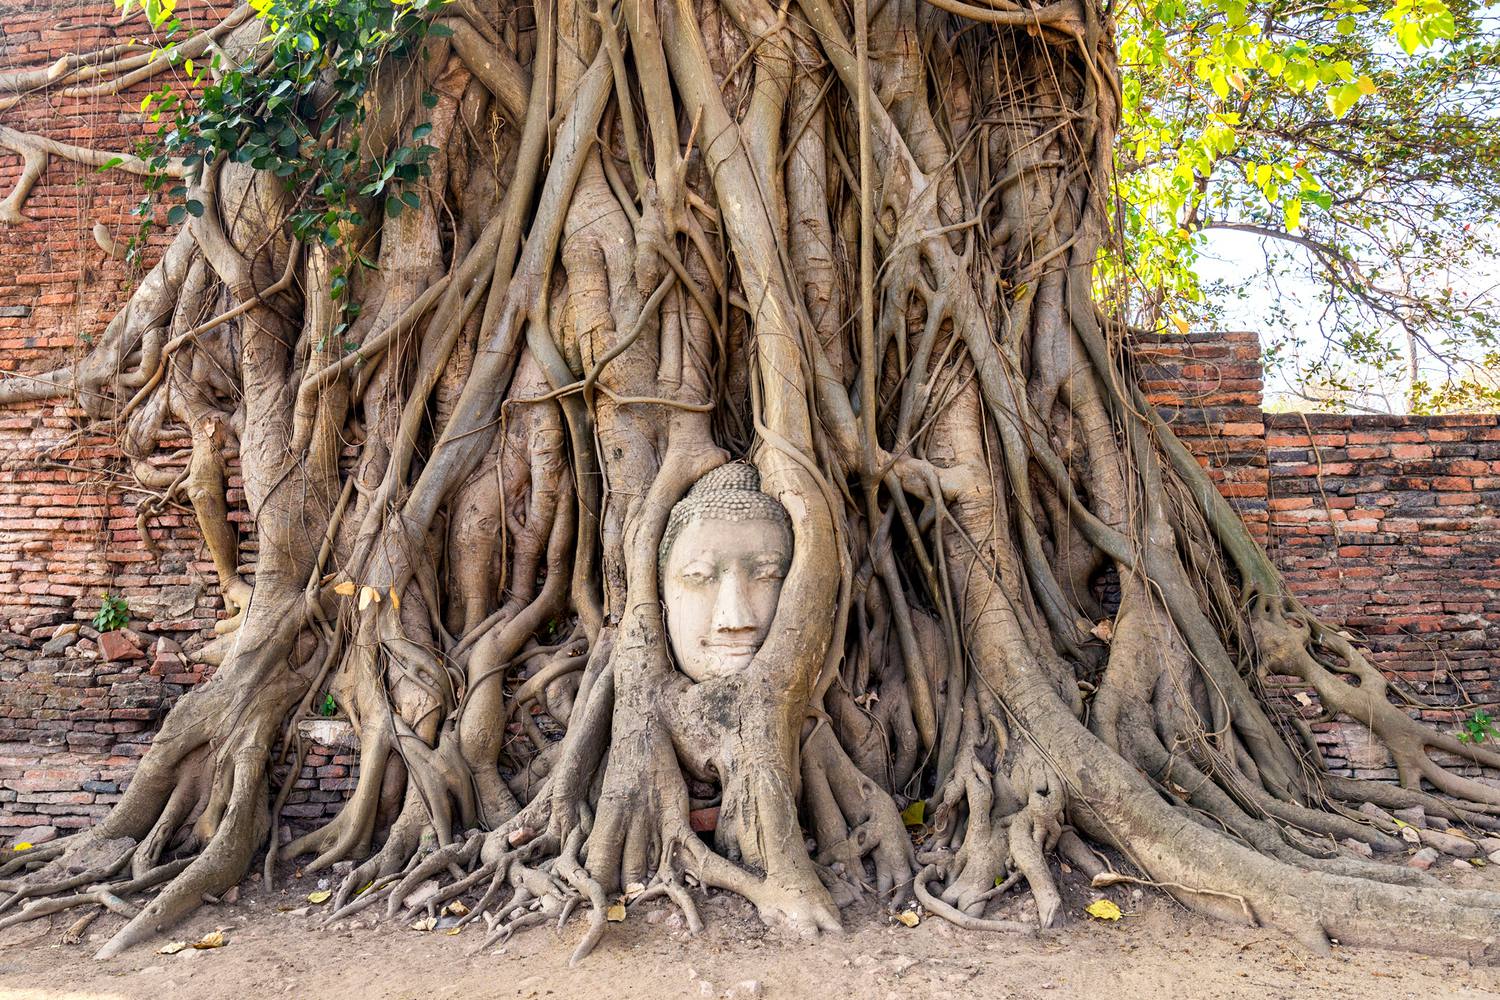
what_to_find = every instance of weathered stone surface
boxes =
[7,824,56,846]
[1407,847,1440,870]
[96,630,144,663]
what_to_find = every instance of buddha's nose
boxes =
[712,570,758,635]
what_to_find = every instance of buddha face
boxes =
[662,515,792,682]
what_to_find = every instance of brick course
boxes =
[1,5,1497,843]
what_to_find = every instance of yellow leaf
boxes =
[443,900,469,917]
[158,941,189,955]
[901,800,926,827]
[358,585,381,610]
[192,930,227,949]
[1086,898,1123,921]
[606,902,627,922]
[896,910,920,927]
[1284,197,1302,232]
[307,890,332,904]
[1170,313,1190,336]
[11,842,32,852]
[410,915,437,932]
[356,881,374,896]
[333,581,356,596]
[388,587,400,610]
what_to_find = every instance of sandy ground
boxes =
[0,862,1496,1000]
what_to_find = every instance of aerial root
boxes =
[0,836,136,915]
[0,839,70,880]
[913,865,1033,934]
[384,837,483,919]
[0,857,192,933]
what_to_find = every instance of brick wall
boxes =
[1134,330,1269,543]
[0,3,326,844]
[1265,413,1500,779]
[1,5,1498,845]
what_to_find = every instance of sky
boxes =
[1194,226,1500,414]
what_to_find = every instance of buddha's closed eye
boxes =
[752,561,786,581]
[679,562,717,583]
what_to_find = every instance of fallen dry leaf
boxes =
[307,889,332,904]
[158,941,189,955]
[605,902,627,922]
[1085,898,1123,921]
[895,910,920,927]
[192,930,227,949]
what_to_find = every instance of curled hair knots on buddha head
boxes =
[658,462,793,577]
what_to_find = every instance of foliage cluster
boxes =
[1112,0,1500,412]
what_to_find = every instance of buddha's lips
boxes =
[702,641,760,656]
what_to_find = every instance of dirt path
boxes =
[0,867,1494,1000]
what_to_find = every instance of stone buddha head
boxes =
[659,463,793,682]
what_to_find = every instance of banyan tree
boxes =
[1,0,1498,965]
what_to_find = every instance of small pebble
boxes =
[888,955,918,976]
[1408,847,1440,870]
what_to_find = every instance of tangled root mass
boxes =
[3,0,1500,965]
